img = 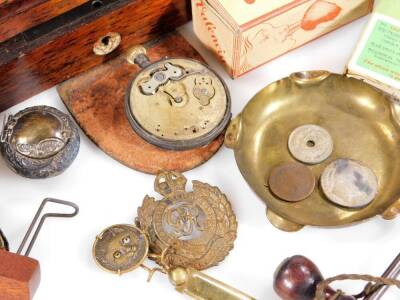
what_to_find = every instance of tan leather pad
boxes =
[57,33,224,174]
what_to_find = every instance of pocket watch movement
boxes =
[0,106,80,179]
[125,47,231,151]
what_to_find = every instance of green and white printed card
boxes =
[348,0,400,98]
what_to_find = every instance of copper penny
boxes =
[268,162,315,202]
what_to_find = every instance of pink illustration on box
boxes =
[240,0,342,74]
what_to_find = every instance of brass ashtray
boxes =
[225,71,400,231]
[1,106,80,179]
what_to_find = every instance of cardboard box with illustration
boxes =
[193,0,374,77]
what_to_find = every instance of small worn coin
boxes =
[268,162,315,202]
[288,124,333,164]
[93,224,148,275]
[321,159,378,208]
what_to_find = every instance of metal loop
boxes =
[17,198,79,256]
[0,115,11,143]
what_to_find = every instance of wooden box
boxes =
[0,0,191,112]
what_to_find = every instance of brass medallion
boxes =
[137,171,237,270]
[0,229,8,251]
[0,106,80,178]
[288,124,333,164]
[268,162,316,202]
[125,48,231,151]
[321,159,378,208]
[92,172,253,300]
[93,224,149,275]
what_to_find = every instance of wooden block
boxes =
[0,0,191,112]
[57,33,224,174]
[0,250,41,300]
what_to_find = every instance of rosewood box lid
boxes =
[0,0,191,112]
[0,0,88,42]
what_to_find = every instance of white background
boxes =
[1,18,399,300]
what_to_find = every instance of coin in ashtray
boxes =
[321,159,378,208]
[288,124,333,164]
[268,162,315,202]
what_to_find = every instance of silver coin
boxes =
[321,159,378,208]
[288,124,333,164]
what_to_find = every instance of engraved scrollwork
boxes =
[0,106,80,179]
[16,138,66,159]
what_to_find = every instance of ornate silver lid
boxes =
[1,106,80,179]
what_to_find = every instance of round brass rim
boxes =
[92,224,149,275]
[125,57,232,151]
